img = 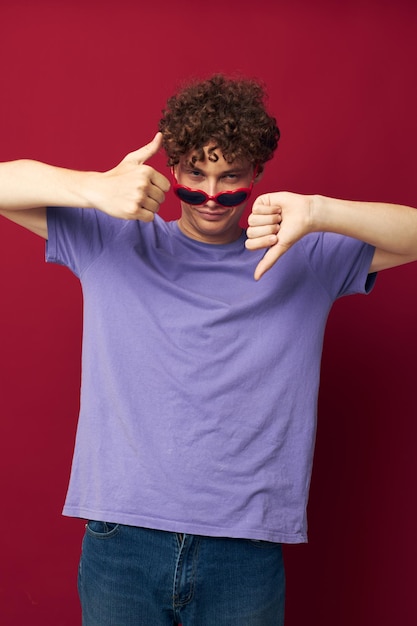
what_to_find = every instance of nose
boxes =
[207,181,218,197]
[205,197,218,208]
[204,180,220,207]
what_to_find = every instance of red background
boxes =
[1,1,416,624]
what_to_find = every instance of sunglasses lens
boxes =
[175,187,207,205]
[174,185,251,207]
[217,191,249,207]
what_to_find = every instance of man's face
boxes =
[174,145,257,245]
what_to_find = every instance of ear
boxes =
[254,165,264,183]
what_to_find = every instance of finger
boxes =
[135,207,156,223]
[138,174,169,205]
[150,169,171,193]
[246,220,281,239]
[245,233,278,251]
[251,195,282,215]
[254,243,289,281]
[246,224,279,241]
[138,194,163,216]
[247,211,281,227]
[126,132,163,165]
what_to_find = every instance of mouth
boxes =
[196,207,229,220]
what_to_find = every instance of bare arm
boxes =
[0,133,170,240]
[246,192,417,279]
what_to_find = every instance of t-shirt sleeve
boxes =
[301,232,376,300]
[46,206,126,278]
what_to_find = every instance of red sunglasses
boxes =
[172,166,258,208]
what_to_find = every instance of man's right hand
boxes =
[0,132,171,239]
[89,132,170,221]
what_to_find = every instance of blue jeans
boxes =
[78,522,285,625]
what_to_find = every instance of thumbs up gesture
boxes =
[89,132,170,221]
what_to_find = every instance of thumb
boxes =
[124,132,163,165]
[254,241,290,281]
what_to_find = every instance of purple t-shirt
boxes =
[46,208,375,543]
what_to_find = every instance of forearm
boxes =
[312,195,417,256]
[0,160,96,211]
[0,135,170,224]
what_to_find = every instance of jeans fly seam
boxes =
[172,536,200,610]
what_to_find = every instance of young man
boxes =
[1,74,417,626]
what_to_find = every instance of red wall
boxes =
[1,1,416,624]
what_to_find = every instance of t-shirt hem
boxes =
[62,506,308,544]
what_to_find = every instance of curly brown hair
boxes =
[158,74,280,171]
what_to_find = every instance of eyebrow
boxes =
[183,163,247,175]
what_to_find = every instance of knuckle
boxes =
[141,211,155,223]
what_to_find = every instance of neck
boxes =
[177,218,243,244]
